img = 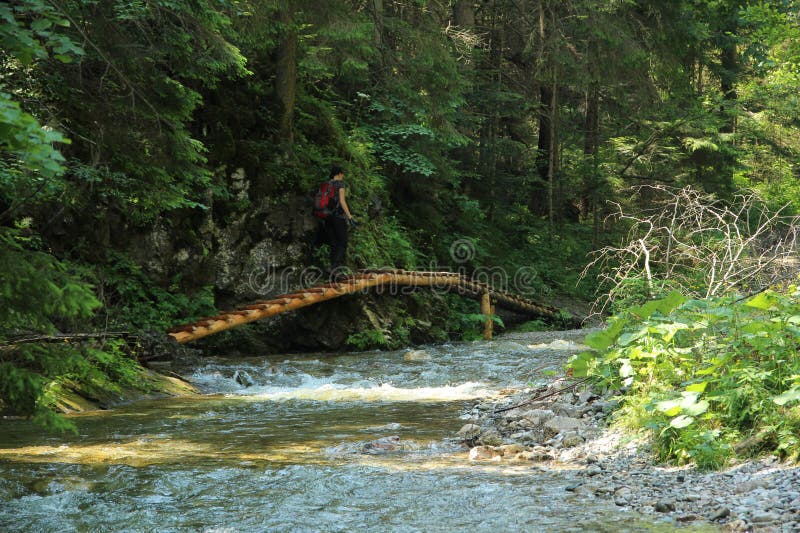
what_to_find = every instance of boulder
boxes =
[469,446,503,461]
[544,416,584,437]
[457,424,481,440]
[498,444,527,455]
[362,436,402,454]
[654,499,676,513]
[561,432,585,448]
[550,402,581,418]
[403,350,431,362]
[521,409,555,428]
[578,389,599,404]
[477,428,503,446]
[518,447,554,462]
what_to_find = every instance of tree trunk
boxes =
[453,0,474,28]
[275,3,297,147]
[536,85,552,182]
[547,70,557,231]
[584,35,600,244]
[371,0,384,46]
[719,40,738,134]
[718,8,738,134]
[479,0,501,200]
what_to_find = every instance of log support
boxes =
[481,291,493,340]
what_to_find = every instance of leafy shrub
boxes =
[571,288,800,468]
[98,251,216,330]
[0,229,154,432]
[346,328,390,350]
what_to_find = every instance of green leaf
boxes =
[746,291,780,310]
[656,399,683,417]
[670,415,694,428]
[31,18,52,31]
[631,291,687,319]
[569,351,595,378]
[618,325,648,346]
[584,318,627,350]
[685,381,708,393]
[656,291,688,315]
[684,399,709,416]
[773,388,800,406]
[619,358,634,378]
[648,322,689,343]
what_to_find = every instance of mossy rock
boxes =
[51,369,197,413]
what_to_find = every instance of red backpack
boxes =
[313,180,336,219]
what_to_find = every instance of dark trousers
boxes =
[321,217,348,271]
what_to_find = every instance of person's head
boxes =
[329,165,345,180]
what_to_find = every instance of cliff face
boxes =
[63,166,450,354]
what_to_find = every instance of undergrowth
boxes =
[570,288,800,469]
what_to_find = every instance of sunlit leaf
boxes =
[670,415,694,428]
[685,381,708,393]
[684,399,709,416]
[773,389,800,406]
[656,399,682,417]
[746,291,780,310]
[619,358,634,378]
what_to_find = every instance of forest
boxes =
[2,0,800,469]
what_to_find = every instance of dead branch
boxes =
[583,185,800,313]
[0,332,133,351]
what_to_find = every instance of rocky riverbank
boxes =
[456,332,800,532]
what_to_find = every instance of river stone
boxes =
[586,465,603,477]
[457,424,481,440]
[578,390,598,404]
[403,350,431,361]
[498,444,527,456]
[708,507,730,521]
[362,436,402,454]
[544,416,584,437]
[509,430,536,442]
[561,432,585,448]
[521,409,555,428]
[551,402,581,418]
[654,499,676,512]
[726,519,748,532]
[469,446,502,461]
[750,511,779,524]
[478,428,503,446]
[521,446,554,462]
[734,478,770,494]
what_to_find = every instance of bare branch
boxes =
[582,185,800,313]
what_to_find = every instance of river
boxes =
[0,337,707,531]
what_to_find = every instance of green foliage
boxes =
[512,319,548,333]
[0,229,154,432]
[439,296,505,341]
[98,251,216,330]
[3,0,800,435]
[0,227,100,332]
[572,288,800,468]
[346,328,390,351]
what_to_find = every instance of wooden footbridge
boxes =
[168,269,570,344]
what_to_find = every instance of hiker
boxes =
[313,165,356,279]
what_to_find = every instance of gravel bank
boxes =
[455,330,800,532]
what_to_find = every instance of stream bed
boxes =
[0,338,706,531]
